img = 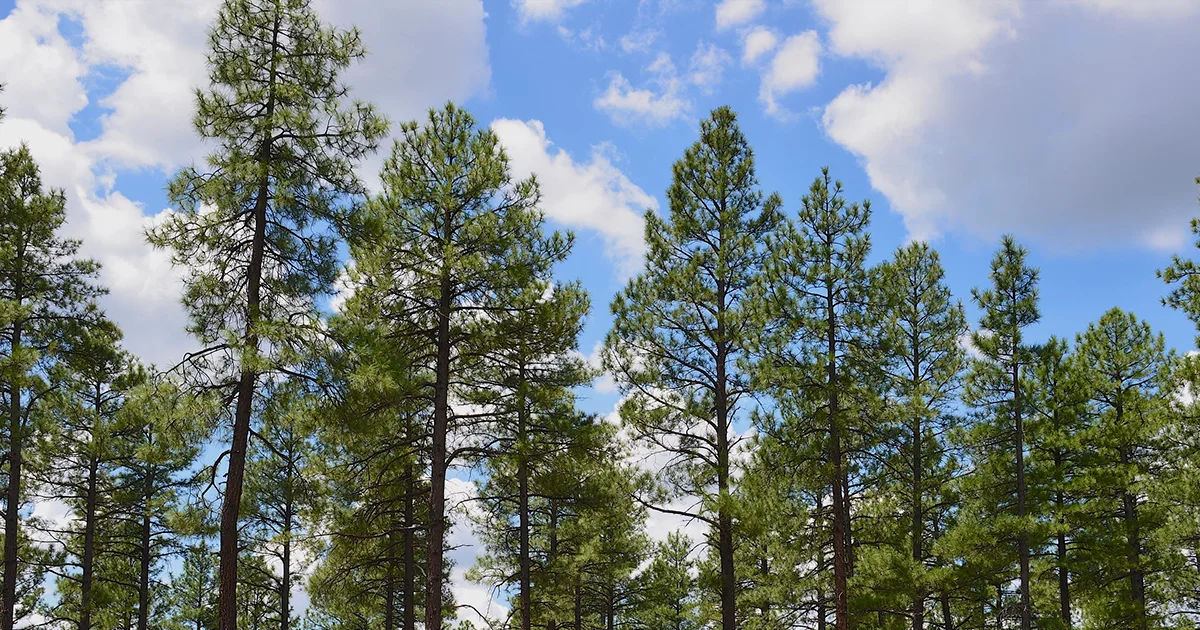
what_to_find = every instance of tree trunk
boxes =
[828,288,849,630]
[1119,441,1148,630]
[280,493,292,630]
[217,8,279,628]
[2,321,23,630]
[80,455,99,630]
[912,414,924,630]
[1054,449,1071,629]
[425,263,453,630]
[385,530,396,630]
[940,593,953,630]
[137,467,154,630]
[518,366,533,630]
[817,493,827,630]
[403,465,416,630]
[1013,363,1032,630]
[715,327,736,630]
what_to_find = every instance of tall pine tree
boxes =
[0,144,103,629]
[351,102,571,630]
[604,106,781,630]
[146,1,385,626]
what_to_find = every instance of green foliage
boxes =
[603,107,781,629]
[1071,308,1176,629]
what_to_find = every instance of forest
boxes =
[1,1,1200,630]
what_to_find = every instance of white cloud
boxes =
[513,0,590,23]
[445,477,509,627]
[0,0,492,369]
[816,0,1200,249]
[760,31,822,119]
[558,23,608,51]
[492,118,653,276]
[620,28,660,53]
[316,0,491,190]
[595,53,690,127]
[741,25,778,65]
[1058,0,1200,20]
[715,0,766,30]
[688,42,732,94]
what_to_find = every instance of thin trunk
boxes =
[80,455,99,630]
[280,483,292,630]
[425,258,453,630]
[1118,439,1147,630]
[817,493,827,630]
[1013,362,1031,630]
[2,318,23,630]
[137,468,154,630]
[912,415,924,630]
[715,312,736,630]
[828,285,849,630]
[1054,449,1071,629]
[218,10,280,628]
[385,530,396,630]
[518,366,532,630]
[403,465,416,630]
[940,593,953,630]
[573,578,582,630]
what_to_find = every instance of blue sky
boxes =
[3,0,1200,620]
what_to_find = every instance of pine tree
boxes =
[0,144,104,629]
[872,242,967,630]
[350,101,570,630]
[145,0,385,625]
[317,278,434,630]
[168,543,219,630]
[603,106,781,630]
[115,375,212,630]
[1072,308,1175,629]
[37,318,138,630]
[635,533,700,630]
[1026,337,1087,629]
[468,273,590,630]
[242,383,318,630]
[959,235,1041,630]
[758,167,872,630]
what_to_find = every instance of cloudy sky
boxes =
[3,0,1200,620]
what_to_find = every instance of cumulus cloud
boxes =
[815,0,1200,249]
[1058,0,1200,20]
[715,0,766,30]
[620,28,660,53]
[760,31,822,119]
[492,119,653,277]
[513,0,591,23]
[741,25,778,65]
[688,42,732,94]
[0,0,492,368]
[595,53,690,127]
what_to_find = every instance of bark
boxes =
[912,415,924,630]
[403,465,416,630]
[1119,439,1148,630]
[1054,449,1071,629]
[518,367,532,630]
[217,10,280,628]
[385,531,396,630]
[137,468,154,630]
[1013,362,1032,630]
[716,311,736,630]
[80,455,99,630]
[2,319,23,630]
[425,259,453,630]
[828,285,850,630]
